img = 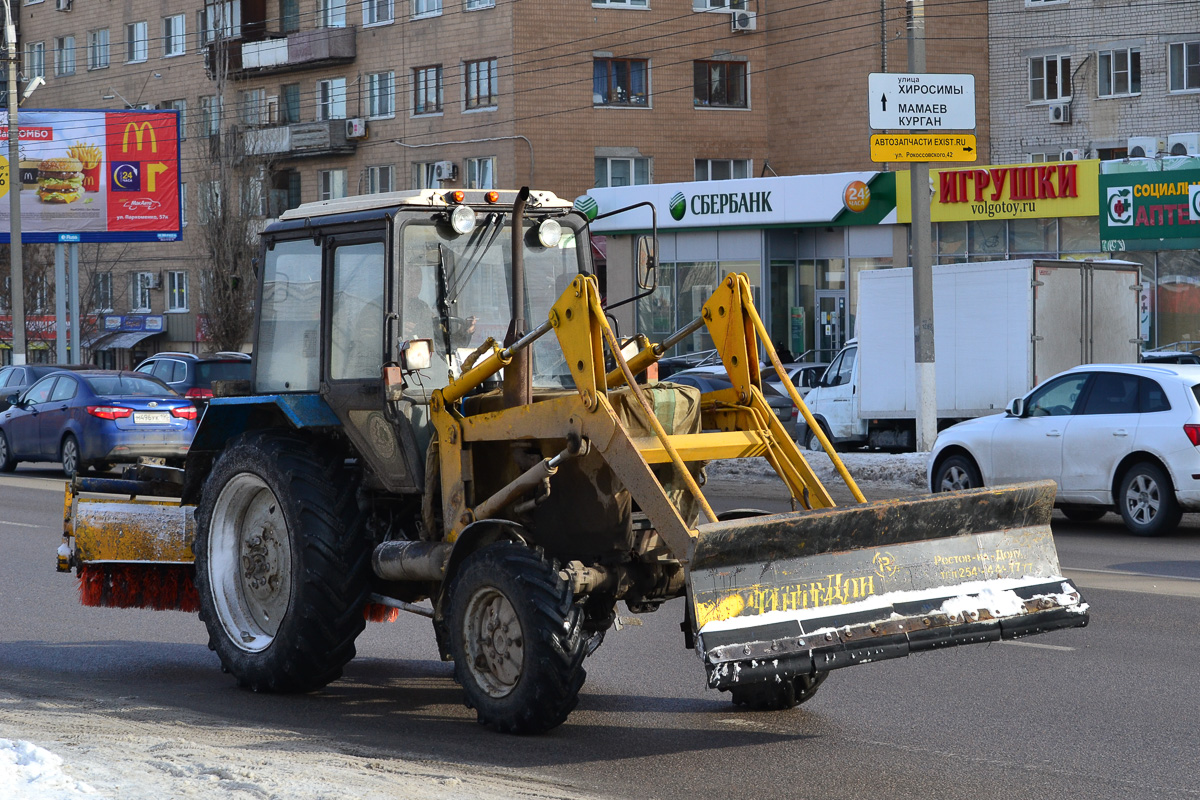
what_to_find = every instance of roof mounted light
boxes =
[537,218,562,248]
[485,190,500,204]
[444,189,466,204]
[450,204,477,234]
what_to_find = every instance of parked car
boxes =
[0,370,198,477]
[1142,351,1200,365]
[0,364,90,411]
[134,351,252,405]
[667,364,800,434]
[928,363,1200,536]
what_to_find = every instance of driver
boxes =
[403,263,476,348]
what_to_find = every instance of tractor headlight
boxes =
[537,218,562,248]
[450,204,477,235]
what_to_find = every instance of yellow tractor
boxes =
[60,188,1087,733]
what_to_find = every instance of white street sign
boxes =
[868,73,976,131]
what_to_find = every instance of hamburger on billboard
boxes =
[0,109,181,243]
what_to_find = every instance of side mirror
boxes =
[399,338,433,372]
[7,392,22,407]
[635,235,657,291]
[1007,397,1025,417]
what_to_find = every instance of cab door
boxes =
[38,375,79,459]
[321,231,422,494]
[6,376,57,457]
[1060,371,1140,498]
[989,372,1091,491]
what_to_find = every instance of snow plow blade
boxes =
[689,481,1088,691]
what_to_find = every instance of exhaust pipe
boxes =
[372,540,452,582]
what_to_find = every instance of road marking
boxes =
[0,520,43,529]
[1000,640,1075,652]
[1064,567,1200,599]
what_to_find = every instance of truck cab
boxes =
[802,339,863,448]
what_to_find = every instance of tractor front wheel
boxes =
[447,542,588,734]
[194,432,370,693]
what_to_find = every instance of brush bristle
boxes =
[363,603,400,623]
[78,564,199,612]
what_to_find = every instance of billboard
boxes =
[896,160,1100,222]
[0,109,182,243]
[1098,167,1200,252]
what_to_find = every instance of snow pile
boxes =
[0,739,99,799]
[706,451,930,490]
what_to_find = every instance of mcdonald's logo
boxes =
[122,121,158,154]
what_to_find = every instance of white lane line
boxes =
[1063,567,1200,599]
[0,520,43,529]
[1000,640,1075,652]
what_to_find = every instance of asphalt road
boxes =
[2,465,1199,799]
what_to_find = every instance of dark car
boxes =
[0,370,198,477]
[667,365,799,433]
[1142,351,1200,365]
[134,351,252,404]
[0,364,90,411]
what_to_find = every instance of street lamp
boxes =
[2,0,26,365]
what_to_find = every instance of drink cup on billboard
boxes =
[82,162,102,192]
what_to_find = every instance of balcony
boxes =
[242,120,357,159]
[238,26,356,76]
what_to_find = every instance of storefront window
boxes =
[936,222,967,263]
[1154,250,1200,348]
[637,261,674,343]
[1009,218,1056,255]
[1119,251,1156,348]
[848,258,891,337]
[676,261,718,352]
[968,220,1006,257]
[815,259,845,290]
[1059,216,1100,253]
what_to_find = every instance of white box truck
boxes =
[801,259,1142,451]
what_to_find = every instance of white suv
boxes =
[928,363,1200,536]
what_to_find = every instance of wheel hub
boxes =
[464,588,524,698]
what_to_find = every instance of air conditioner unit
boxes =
[149,272,163,289]
[1167,132,1200,156]
[433,160,457,182]
[1059,149,1084,161]
[1048,102,1070,124]
[345,118,368,139]
[731,10,757,31]
[54,0,71,10]
[1127,136,1166,158]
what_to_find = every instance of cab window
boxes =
[49,376,77,402]
[330,241,386,381]
[24,377,57,405]
[1080,372,1139,415]
[1026,374,1089,417]
[258,238,323,393]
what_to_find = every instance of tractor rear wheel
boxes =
[730,671,828,711]
[447,542,588,734]
[194,432,370,692]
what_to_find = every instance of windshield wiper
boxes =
[436,244,454,358]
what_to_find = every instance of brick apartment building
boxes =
[6,0,989,360]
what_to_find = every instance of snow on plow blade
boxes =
[689,481,1088,691]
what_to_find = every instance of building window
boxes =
[316,77,347,120]
[53,36,75,76]
[270,170,303,216]
[595,0,648,6]
[595,157,649,187]
[87,29,110,71]
[465,0,493,8]
[181,182,188,226]
[126,21,148,63]
[281,83,300,123]
[167,271,188,311]
[1029,54,1071,102]
[163,14,187,57]
[92,273,113,313]
[367,165,394,194]
[24,42,45,79]
[199,95,221,136]
[320,169,348,200]
[464,58,498,109]
[465,157,494,189]
[1169,41,1200,92]
[132,272,155,313]
[368,71,394,118]
[697,0,746,8]
[364,0,392,24]
[413,65,443,114]
[693,60,747,108]
[412,162,439,189]
[1098,48,1139,97]
[199,181,221,222]
[160,98,187,139]
[199,2,241,46]
[695,158,750,180]
[413,0,441,16]
[318,0,346,27]
[240,89,268,126]
[593,58,649,106]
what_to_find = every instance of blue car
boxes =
[0,370,198,477]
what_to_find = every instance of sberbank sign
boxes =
[669,189,774,221]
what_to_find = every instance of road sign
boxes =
[868,73,976,131]
[871,134,977,163]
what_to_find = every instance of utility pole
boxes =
[908,0,936,451]
[3,0,25,365]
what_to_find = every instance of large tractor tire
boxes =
[730,671,828,711]
[194,431,371,693]
[447,542,588,734]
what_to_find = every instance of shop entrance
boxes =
[815,291,847,363]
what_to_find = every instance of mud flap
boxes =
[688,481,1089,691]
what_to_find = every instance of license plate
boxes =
[133,411,171,424]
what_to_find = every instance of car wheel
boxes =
[804,422,831,453]
[60,434,82,479]
[933,454,982,492]
[0,431,15,472]
[1118,462,1182,537]
[1060,506,1107,523]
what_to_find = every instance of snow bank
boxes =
[0,739,99,799]
[706,451,930,490]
